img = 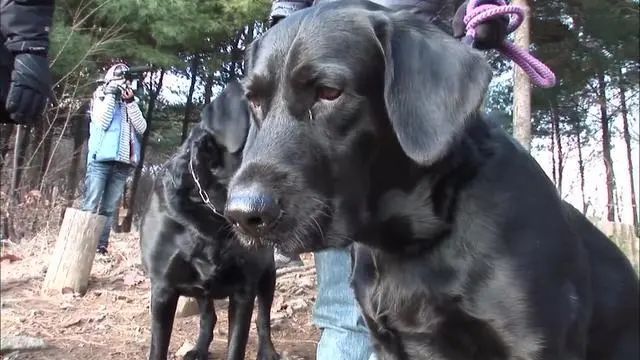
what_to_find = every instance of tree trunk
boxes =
[204,73,214,105]
[239,23,256,76]
[576,128,587,214]
[120,69,166,233]
[550,118,557,186]
[38,127,54,187]
[181,56,200,144]
[0,124,14,175]
[65,105,89,205]
[597,72,616,221]
[512,0,532,152]
[11,125,31,201]
[551,105,564,196]
[0,124,15,239]
[42,208,107,295]
[26,120,45,189]
[618,79,638,236]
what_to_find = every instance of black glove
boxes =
[5,53,51,124]
[452,0,509,50]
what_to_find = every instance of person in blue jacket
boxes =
[82,63,147,255]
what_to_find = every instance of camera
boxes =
[100,65,151,98]
[112,65,152,81]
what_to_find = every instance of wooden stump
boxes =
[175,296,200,318]
[42,208,107,296]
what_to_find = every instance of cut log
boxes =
[42,208,107,296]
[175,296,200,318]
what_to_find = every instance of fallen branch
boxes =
[278,269,316,282]
[276,264,314,277]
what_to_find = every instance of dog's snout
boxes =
[225,186,281,237]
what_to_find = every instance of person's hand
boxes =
[103,81,121,96]
[121,88,135,103]
[5,53,51,124]
[452,0,509,50]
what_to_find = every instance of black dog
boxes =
[224,2,639,359]
[140,80,279,360]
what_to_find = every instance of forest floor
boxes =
[0,230,320,359]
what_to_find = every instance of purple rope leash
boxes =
[463,0,556,88]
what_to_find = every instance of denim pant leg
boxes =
[96,163,132,248]
[81,160,110,213]
[313,247,374,360]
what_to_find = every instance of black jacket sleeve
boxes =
[0,0,55,54]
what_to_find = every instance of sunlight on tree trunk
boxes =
[512,0,532,152]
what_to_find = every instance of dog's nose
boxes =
[225,187,281,237]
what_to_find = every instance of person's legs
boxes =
[96,162,132,249]
[313,247,374,360]
[81,160,110,213]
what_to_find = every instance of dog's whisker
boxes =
[310,215,326,245]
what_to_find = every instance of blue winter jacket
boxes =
[87,92,147,166]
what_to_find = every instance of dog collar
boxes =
[189,155,225,219]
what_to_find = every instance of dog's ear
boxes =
[242,120,259,159]
[371,11,492,166]
[200,80,250,154]
[188,126,219,174]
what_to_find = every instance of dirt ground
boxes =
[0,231,320,359]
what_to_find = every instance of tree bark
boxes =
[181,55,200,144]
[203,73,214,105]
[10,125,31,201]
[576,127,587,214]
[551,104,564,196]
[27,120,45,189]
[512,0,532,152]
[597,72,616,221]
[38,126,54,188]
[550,117,557,186]
[65,104,89,205]
[42,208,107,295]
[239,23,256,76]
[0,124,14,175]
[618,78,638,236]
[121,69,166,232]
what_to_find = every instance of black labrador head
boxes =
[163,80,250,213]
[224,0,491,253]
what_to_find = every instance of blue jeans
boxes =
[80,160,132,248]
[313,247,376,360]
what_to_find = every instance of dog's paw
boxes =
[183,349,210,360]
[256,349,280,360]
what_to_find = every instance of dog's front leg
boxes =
[226,290,256,360]
[256,268,279,360]
[184,297,216,360]
[149,285,179,360]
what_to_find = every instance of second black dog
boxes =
[140,81,279,360]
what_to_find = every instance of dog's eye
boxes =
[246,93,264,119]
[317,86,342,101]
[246,94,260,109]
